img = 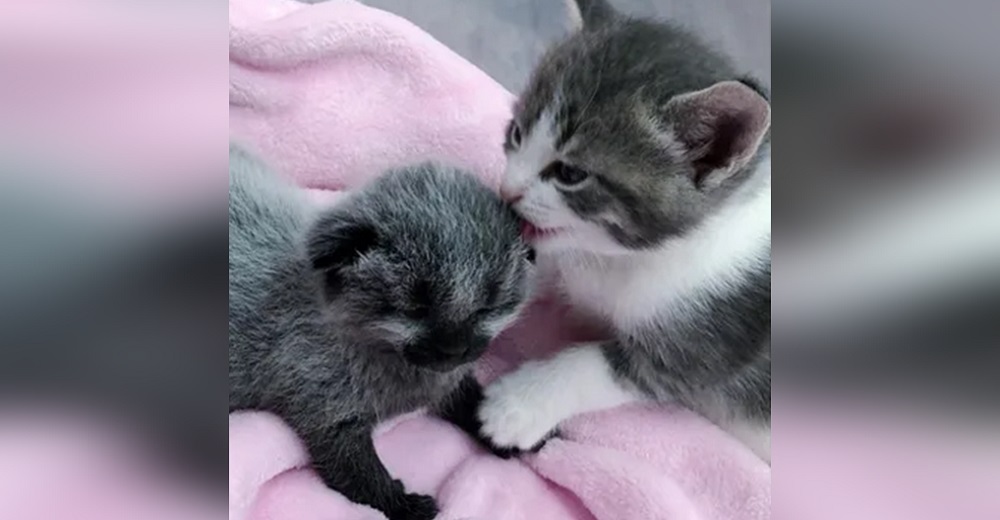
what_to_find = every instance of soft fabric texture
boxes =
[228,1,769,519]
[229,0,513,194]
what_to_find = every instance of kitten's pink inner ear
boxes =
[665,80,771,189]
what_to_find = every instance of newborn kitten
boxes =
[229,145,534,519]
[479,0,772,461]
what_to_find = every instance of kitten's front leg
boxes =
[305,419,438,520]
[478,344,640,451]
[435,375,520,458]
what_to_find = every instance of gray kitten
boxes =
[478,0,772,461]
[229,145,534,519]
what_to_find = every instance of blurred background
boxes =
[322,0,772,89]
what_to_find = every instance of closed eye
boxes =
[481,312,519,338]
[371,319,420,342]
[404,306,430,320]
[475,299,520,322]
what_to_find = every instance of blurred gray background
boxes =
[303,0,770,91]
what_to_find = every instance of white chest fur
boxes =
[556,162,772,329]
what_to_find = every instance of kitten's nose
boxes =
[499,185,523,204]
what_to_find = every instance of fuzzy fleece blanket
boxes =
[228,1,769,519]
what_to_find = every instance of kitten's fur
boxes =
[480,0,772,461]
[229,145,534,519]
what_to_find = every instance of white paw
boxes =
[478,366,563,450]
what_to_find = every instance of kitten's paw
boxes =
[387,491,438,520]
[486,442,523,459]
[460,420,522,459]
[477,367,562,451]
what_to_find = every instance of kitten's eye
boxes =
[525,247,536,264]
[404,306,430,320]
[551,162,590,187]
[505,120,523,150]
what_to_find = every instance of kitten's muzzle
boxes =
[521,221,567,243]
[500,185,524,204]
[402,331,490,372]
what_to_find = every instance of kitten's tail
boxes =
[565,0,617,30]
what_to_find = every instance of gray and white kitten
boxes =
[229,145,535,519]
[478,0,772,461]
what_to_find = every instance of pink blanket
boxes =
[229,1,769,519]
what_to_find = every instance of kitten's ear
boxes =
[307,217,379,274]
[565,0,617,31]
[663,80,771,190]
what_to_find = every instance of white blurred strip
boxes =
[776,151,1000,333]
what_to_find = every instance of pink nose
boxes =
[499,185,523,203]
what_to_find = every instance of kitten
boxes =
[229,145,535,519]
[478,0,772,461]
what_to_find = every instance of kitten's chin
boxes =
[402,350,471,373]
[412,359,469,373]
[529,226,630,257]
